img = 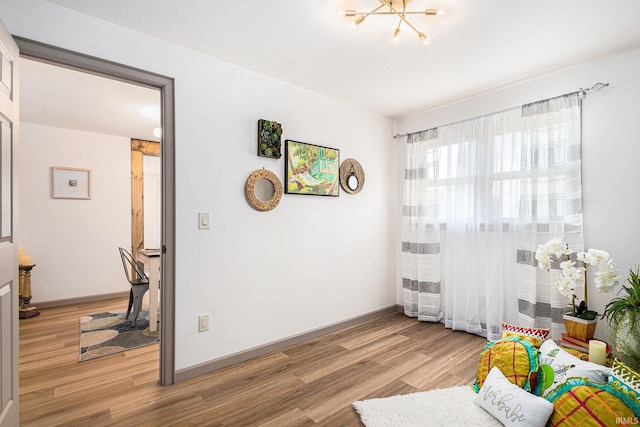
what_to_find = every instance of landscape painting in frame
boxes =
[285,140,340,196]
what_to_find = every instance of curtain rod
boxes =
[392,82,609,139]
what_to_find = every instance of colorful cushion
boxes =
[474,367,553,427]
[560,346,614,367]
[502,322,550,349]
[609,357,640,401]
[545,378,640,426]
[473,337,539,393]
[538,339,610,396]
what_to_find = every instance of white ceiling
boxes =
[21,58,161,142]
[21,0,640,138]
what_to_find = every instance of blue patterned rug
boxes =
[79,310,159,361]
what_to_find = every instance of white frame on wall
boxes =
[51,166,92,199]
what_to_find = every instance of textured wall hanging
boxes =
[339,158,365,195]
[257,119,283,159]
[245,168,283,211]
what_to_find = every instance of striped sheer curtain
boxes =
[515,94,584,340]
[402,93,583,340]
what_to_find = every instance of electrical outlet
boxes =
[198,314,210,332]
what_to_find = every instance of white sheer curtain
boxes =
[402,93,583,340]
[515,94,584,340]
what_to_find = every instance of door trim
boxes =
[14,37,176,385]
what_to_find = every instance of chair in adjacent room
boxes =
[118,247,150,327]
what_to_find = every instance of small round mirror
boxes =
[347,175,358,191]
[245,169,283,211]
[254,179,275,202]
[339,158,365,195]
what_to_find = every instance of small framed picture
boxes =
[52,167,92,199]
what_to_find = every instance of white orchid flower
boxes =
[537,239,621,310]
[577,251,593,265]
[560,260,584,283]
[535,244,552,271]
[556,276,577,298]
[546,238,569,257]
[560,260,575,270]
[594,259,619,293]
[588,248,610,266]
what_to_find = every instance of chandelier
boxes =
[339,0,445,45]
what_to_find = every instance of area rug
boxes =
[79,309,159,361]
[353,386,501,426]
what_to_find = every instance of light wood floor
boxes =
[19,298,487,426]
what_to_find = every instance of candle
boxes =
[18,248,26,259]
[589,340,607,365]
[20,255,34,267]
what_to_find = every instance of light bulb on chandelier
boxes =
[340,0,445,44]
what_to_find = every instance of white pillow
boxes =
[538,339,611,395]
[474,367,553,427]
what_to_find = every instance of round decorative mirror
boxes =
[339,158,365,195]
[254,178,276,202]
[245,168,283,211]
[347,175,359,191]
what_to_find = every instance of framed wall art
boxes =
[52,167,92,199]
[257,119,283,159]
[285,140,339,196]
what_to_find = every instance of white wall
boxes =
[2,1,396,371]
[395,48,640,341]
[19,123,131,302]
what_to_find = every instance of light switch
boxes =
[198,212,210,230]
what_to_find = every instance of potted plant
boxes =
[602,265,640,371]
[535,238,619,340]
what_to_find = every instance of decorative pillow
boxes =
[562,346,614,367]
[501,322,550,349]
[545,378,640,426]
[474,367,553,427]
[609,357,640,401]
[538,339,610,396]
[473,337,539,393]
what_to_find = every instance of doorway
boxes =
[16,37,176,385]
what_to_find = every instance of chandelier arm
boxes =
[359,4,386,19]
[350,11,437,15]
[379,0,423,37]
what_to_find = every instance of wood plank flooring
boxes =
[19,298,487,426]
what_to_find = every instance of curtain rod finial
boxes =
[590,82,609,92]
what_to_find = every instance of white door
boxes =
[0,17,19,427]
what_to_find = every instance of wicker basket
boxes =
[563,314,597,341]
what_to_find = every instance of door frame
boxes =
[15,37,176,385]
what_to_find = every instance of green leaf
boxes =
[577,300,587,315]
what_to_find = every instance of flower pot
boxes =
[610,310,640,372]
[563,314,597,341]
